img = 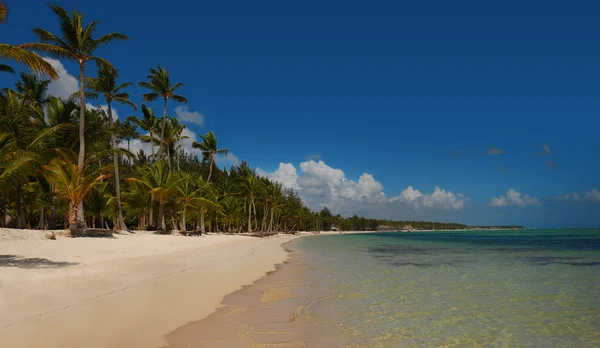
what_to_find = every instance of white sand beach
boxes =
[0,230,299,348]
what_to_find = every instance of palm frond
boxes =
[0,63,14,74]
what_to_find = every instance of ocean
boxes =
[166,230,600,347]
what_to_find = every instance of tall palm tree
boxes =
[128,105,159,160]
[22,4,128,231]
[86,64,136,231]
[192,131,228,183]
[138,66,187,159]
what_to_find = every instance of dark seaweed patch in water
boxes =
[522,256,600,266]
[363,245,468,267]
[388,260,467,268]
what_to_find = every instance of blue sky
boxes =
[2,0,599,227]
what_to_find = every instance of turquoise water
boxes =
[294,230,600,347]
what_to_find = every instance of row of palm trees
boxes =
[0,2,386,235]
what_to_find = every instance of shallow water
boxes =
[166,230,600,347]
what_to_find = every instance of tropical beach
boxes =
[0,230,300,348]
[1,0,600,347]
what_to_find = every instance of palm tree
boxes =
[118,118,139,168]
[192,131,228,183]
[6,72,50,108]
[45,157,111,235]
[22,4,128,230]
[162,117,188,170]
[0,91,68,228]
[220,196,243,232]
[237,173,260,233]
[126,161,176,232]
[86,64,137,231]
[138,66,187,160]
[128,105,159,160]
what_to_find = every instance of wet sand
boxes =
[163,242,346,348]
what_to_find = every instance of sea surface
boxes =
[166,230,600,347]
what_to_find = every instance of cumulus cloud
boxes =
[489,189,541,207]
[390,186,467,210]
[585,189,600,202]
[175,105,204,125]
[44,57,79,100]
[257,163,300,191]
[215,152,240,167]
[488,146,503,155]
[258,160,468,216]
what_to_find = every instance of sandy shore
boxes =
[0,230,299,348]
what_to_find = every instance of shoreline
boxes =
[0,230,301,348]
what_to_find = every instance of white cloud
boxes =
[175,105,204,125]
[43,57,79,100]
[573,193,581,201]
[489,196,509,207]
[215,152,239,167]
[585,189,600,202]
[488,146,503,155]
[257,163,300,191]
[258,160,468,216]
[489,188,540,207]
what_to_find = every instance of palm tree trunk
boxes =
[268,207,275,232]
[36,207,47,230]
[68,202,77,236]
[15,184,26,229]
[159,97,168,160]
[207,157,214,183]
[252,198,258,230]
[149,131,155,160]
[127,139,133,169]
[261,202,268,232]
[107,102,128,231]
[158,201,166,232]
[247,199,252,233]
[76,62,87,231]
[199,207,206,233]
[181,205,187,232]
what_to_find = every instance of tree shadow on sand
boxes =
[0,255,78,269]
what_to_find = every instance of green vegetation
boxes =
[0,3,470,235]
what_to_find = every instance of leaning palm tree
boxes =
[192,131,228,183]
[21,4,128,230]
[237,173,260,233]
[86,64,137,231]
[138,66,187,159]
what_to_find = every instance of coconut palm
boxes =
[138,66,187,159]
[0,91,69,228]
[126,161,177,232]
[162,117,188,170]
[220,196,243,232]
[118,118,139,168]
[128,105,159,160]
[237,173,261,233]
[5,72,50,108]
[86,64,137,230]
[45,157,111,235]
[192,131,228,183]
[22,4,128,230]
